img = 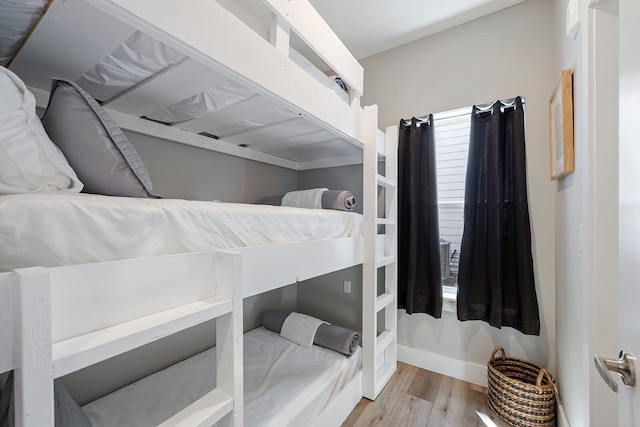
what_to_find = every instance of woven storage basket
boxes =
[487,346,556,427]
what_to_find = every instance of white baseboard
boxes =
[398,345,570,427]
[397,344,488,387]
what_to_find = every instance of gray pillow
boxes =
[42,79,158,198]
[0,371,92,427]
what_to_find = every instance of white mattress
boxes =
[0,193,362,272]
[82,327,362,427]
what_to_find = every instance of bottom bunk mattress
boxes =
[0,193,362,272]
[81,327,362,426]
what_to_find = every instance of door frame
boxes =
[617,0,640,423]
[587,0,619,425]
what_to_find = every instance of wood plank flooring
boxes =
[342,363,511,427]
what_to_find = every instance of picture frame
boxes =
[549,69,575,180]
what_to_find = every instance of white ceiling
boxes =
[308,0,527,60]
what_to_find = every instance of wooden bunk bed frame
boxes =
[0,0,398,425]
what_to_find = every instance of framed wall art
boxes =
[549,69,575,180]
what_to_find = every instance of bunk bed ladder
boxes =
[12,251,244,426]
[362,105,398,400]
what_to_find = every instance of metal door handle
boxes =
[594,350,636,393]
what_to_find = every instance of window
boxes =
[432,106,471,291]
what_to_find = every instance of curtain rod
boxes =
[474,96,526,115]
[403,96,526,123]
[401,115,431,127]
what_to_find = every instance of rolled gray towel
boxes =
[261,310,360,356]
[261,194,284,206]
[321,190,356,211]
[262,309,290,332]
[261,190,356,211]
[315,323,360,356]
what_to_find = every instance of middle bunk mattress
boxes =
[0,193,362,273]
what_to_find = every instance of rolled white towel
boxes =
[280,312,327,347]
[281,188,328,209]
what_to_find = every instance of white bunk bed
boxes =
[0,0,398,425]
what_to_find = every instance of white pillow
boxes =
[0,66,83,194]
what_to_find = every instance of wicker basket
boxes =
[487,346,556,427]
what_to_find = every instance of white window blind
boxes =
[433,106,471,286]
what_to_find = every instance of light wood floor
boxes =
[342,363,511,427]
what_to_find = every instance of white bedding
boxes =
[0,193,362,272]
[82,327,362,427]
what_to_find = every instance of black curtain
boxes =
[457,96,540,335]
[398,116,442,318]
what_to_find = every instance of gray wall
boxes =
[297,164,364,331]
[297,267,363,333]
[359,0,557,374]
[126,130,299,202]
[299,164,363,214]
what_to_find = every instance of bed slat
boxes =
[222,117,319,146]
[248,129,337,153]
[174,95,282,134]
[105,59,228,116]
[298,154,364,171]
[266,138,363,162]
[107,108,300,170]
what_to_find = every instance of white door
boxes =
[592,0,640,424]
[617,0,640,424]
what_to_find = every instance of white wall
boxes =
[552,1,591,424]
[359,0,558,379]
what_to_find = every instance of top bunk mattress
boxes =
[0,193,362,272]
[3,0,366,167]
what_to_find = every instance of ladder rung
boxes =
[375,293,395,312]
[376,255,396,268]
[376,330,395,352]
[376,218,396,226]
[376,174,396,189]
